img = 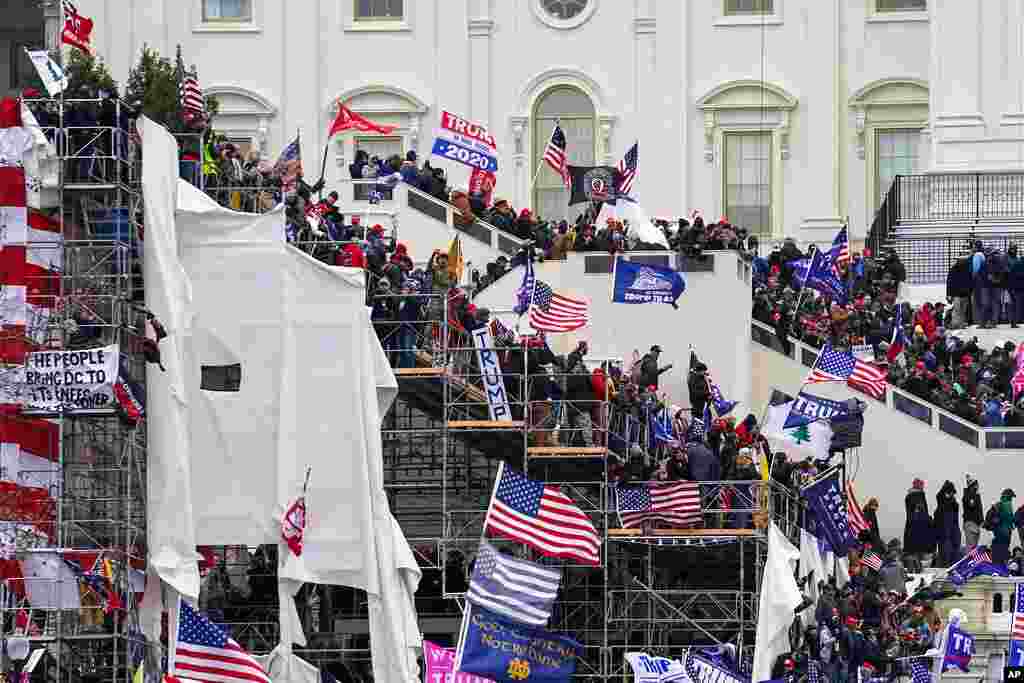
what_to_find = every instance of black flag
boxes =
[567,165,621,206]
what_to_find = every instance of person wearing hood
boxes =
[688,361,710,419]
[450,187,476,226]
[862,497,884,550]
[962,476,983,548]
[903,479,935,571]
[932,481,962,567]
[992,488,1016,565]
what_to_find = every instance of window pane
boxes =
[532,87,595,222]
[725,133,771,235]
[876,0,926,11]
[203,0,251,21]
[876,129,921,207]
[355,136,403,164]
[725,0,774,16]
[355,0,403,20]
[201,364,242,392]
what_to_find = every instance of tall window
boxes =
[724,0,774,15]
[355,136,403,165]
[355,0,403,21]
[876,129,921,206]
[725,133,771,236]
[202,0,252,22]
[876,0,926,11]
[532,86,595,222]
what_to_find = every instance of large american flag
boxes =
[617,141,638,196]
[542,124,570,188]
[846,480,870,536]
[179,74,205,118]
[174,600,271,683]
[484,463,601,566]
[528,281,589,333]
[273,136,302,193]
[1013,583,1024,641]
[860,550,883,572]
[806,344,887,399]
[616,481,701,529]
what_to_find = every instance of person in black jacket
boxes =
[962,475,983,548]
[946,253,974,330]
[639,345,673,389]
[563,342,593,446]
[688,361,710,418]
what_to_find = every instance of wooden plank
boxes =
[526,447,607,457]
[395,367,446,377]
[447,420,524,429]
[608,528,757,538]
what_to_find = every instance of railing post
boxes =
[975,172,980,220]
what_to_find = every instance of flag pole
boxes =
[317,135,331,200]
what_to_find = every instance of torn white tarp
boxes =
[140,115,200,601]
[140,117,421,679]
[752,522,802,683]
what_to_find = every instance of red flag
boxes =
[469,168,496,206]
[61,2,94,54]
[327,103,397,138]
[281,496,306,557]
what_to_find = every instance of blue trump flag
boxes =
[947,546,1009,585]
[783,390,849,429]
[612,257,685,308]
[792,247,848,304]
[801,467,856,556]
[458,605,582,682]
[942,624,975,672]
[708,377,738,417]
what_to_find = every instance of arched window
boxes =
[993,592,1004,613]
[532,86,595,221]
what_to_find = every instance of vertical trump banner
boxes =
[471,326,512,422]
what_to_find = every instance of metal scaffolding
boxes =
[1,94,148,683]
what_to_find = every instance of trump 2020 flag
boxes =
[792,246,848,304]
[942,624,975,672]
[612,257,685,308]
[800,468,856,555]
[467,541,560,626]
[457,605,581,682]
[947,545,1009,586]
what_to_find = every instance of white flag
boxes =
[24,49,68,97]
[20,551,82,610]
[762,400,833,460]
[597,198,670,249]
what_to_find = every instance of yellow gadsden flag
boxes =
[448,234,464,283]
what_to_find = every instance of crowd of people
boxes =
[752,239,1024,427]
[774,473,1024,683]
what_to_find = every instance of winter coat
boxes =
[963,483,983,525]
[994,497,1016,545]
[686,442,719,481]
[1009,255,1024,292]
[878,557,907,593]
[903,488,935,554]
[564,350,592,402]
[864,507,884,550]
[688,372,710,418]
[450,191,475,226]
[933,481,962,547]
[639,353,670,389]
[946,257,974,299]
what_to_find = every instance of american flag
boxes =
[179,74,205,118]
[616,481,701,529]
[617,141,638,196]
[1013,583,1024,641]
[466,541,560,626]
[542,124,570,188]
[909,657,932,683]
[273,136,302,193]
[861,550,883,572]
[686,417,705,442]
[846,480,870,536]
[947,545,994,585]
[528,281,588,333]
[806,659,822,683]
[484,463,601,566]
[489,318,516,347]
[831,225,850,269]
[807,344,887,399]
[174,600,271,683]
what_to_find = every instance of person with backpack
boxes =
[688,360,710,418]
[962,475,984,548]
[990,488,1016,565]
[985,247,1010,326]
[563,341,594,446]
[970,241,989,327]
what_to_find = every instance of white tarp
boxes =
[141,115,200,601]
[141,116,420,680]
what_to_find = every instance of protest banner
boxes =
[471,327,512,422]
[432,110,499,172]
[612,257,685,307]
[942,624,975,672]
[422,640,494,683]
[19,345,119,411]
[684,651,749,683]
[456,606,581,682]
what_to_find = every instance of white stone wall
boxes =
[68,0,953,241]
